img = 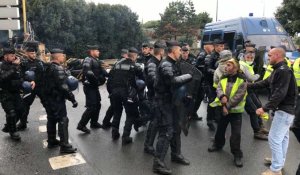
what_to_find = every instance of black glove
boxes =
[72,101,78,108]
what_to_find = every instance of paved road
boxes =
[0,84,299,175]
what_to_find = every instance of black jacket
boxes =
[44,62,76,103]
[107,58,144,94]
[82,56,107,87]
[154,56,192,101]
[248,61,297,115]
[0,61,23,93]
[145,56,160,99]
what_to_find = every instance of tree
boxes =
[154,0,212,43]
[275,0,300,36]
[26,0,145,58]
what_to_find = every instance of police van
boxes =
[201,17,300,63]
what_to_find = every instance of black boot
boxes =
[47,133,60,148]
[60,144,77,154]
[234,156,243,167]
[90,122,102,129]
[153,158,172,175]
[77,125,91,134]
[190,113,203,121]
[171,154,190,165]
[16,122,27,131]
[10,132,21,141]
[112,128,120,140]
[122,136,133,145]
[144,146,155,155]
[2,124,9,133]
[59,117,76,154]
[208,144,222,152]
[102,122,112,129]
[7,114,21,141]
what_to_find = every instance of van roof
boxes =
[204,17,288,35]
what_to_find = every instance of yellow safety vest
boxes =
[239,60,254,75]
[293,58,300,87]
[209,77,247,113]
[263,57,291,80]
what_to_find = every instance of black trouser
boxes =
[192,85,205,115]
[0,92,24,133]
[155,99,181,162]
[20,89,46,125]
[111,89,139,137]
[78,85,101,127]
[214,113,243,158]
[294,97,300,125]
[102,105,114,125]
[244,92,263,132]
[144,99,159,148]
[44,97,70,145]
[206,85,220,123]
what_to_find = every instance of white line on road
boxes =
[39,125,47,133]
[39,115,47,121]
[49,153,86,170]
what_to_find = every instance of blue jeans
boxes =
[269,110,294,172]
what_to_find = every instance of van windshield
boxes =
[247,35,296,51]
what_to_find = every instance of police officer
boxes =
[102,49,129,129]
[107,47,144,145]
[180,46,202,120]
[137,43,152,64]
[153,41,192,175]
[0,48,28,140]
[77,45,107,133]
[204,39,225,130]
[180,46,196,65]
[43,49,77,153]
[144,41,165,155]
[193,41,214,119]
[17,47,46,130]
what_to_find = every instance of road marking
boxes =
[39,125,47,133]
[49,153,86,170]
[39,115,47,121]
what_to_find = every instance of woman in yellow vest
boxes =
[208,58,247,168]
[240,52,269,140]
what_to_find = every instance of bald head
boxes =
[268,47,286,65]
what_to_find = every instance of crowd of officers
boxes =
[0,38,300,175]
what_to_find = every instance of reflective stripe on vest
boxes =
[209,77,247,113]
[293,58,300,87]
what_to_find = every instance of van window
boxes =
[211,33,222,41]
[247,35,295,51]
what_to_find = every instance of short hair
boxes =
[154,48,163,55]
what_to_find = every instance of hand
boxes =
[30,81,36,90]
[222,106,229,116]
[221,96,228,104]
[256,108,264,116]
[13,57,20,65]
[72,101,78,108]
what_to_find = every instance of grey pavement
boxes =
[0,83,299,175]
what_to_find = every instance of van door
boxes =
[223,31,236,50]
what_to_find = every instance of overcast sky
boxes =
[85,0,283,23]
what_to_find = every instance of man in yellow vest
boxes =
[208,58,247,168]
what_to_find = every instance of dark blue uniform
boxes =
[153,56,192,174]
[77,56,107,132]
[107,58,144,143]
[43,62,77,153]
[0,60,23,140]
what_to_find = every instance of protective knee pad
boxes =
[7,109,17,118]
